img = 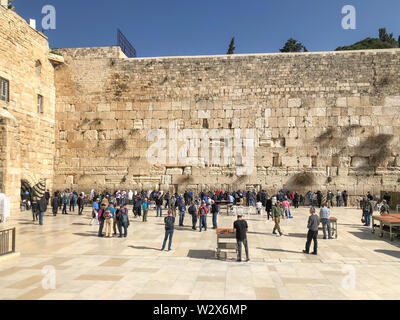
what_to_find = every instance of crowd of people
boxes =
[23,187,396,261]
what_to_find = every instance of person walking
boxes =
[31,196,39,221]
[142,198,149,222]
[161,210,175,251]
[45,189,50,205]
[271,201,285,236]
[233,215,249,262]
[77,193,85,215]
[69,192,75,212]
[178,199,186,227]
[361,198,373,226]
[319,203,333,239]
[303,207,320,255]
[117,204,130,238]
[164,192,170,209]
[169,195,176,217]
[38,196,47,225]
[90,198,100,225]
[51,192,59,216]
[256,201,263,215]
[61,192,68,215]
[188,200,198,230]
[336,191,342,207]
[282,198,290,218]
[197,201,208,232]
[383,192,391,206]
[103,203,115,238]
[342,190,348,207]
[155,193,163,217]
[211,200,220,229]
[265,196,272,220]
[97,201,107,237]
[293,192,299,209]
[380,199,390,215]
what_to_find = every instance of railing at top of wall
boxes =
[0,227,16,256]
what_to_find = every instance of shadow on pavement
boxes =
[257,247,301,254]
[129,245,161,251]
[375,249,400,259]
[187,249,217,259]
[73,232,98,237]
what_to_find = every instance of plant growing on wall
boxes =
[91,118,102,125]
[50,50,63,56]
[111,138,127,151]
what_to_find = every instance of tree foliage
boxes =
[280,38,308,53]
[336,28,399,51]
[7,0,16,10]
[227,37,235,55]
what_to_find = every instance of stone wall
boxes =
[54,47,400,197]
[0,108,20,211]
[0,7,56,206]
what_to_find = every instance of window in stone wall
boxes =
[0,77,9,102]
[202,119,209,129]
[311,156,317,167]
[273,153,281,167]
[37,94,43,113]
[35,60,42,77]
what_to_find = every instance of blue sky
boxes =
[13,0,400,57]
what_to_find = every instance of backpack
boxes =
[165,216,174,229]
[188,204,196,215]
[104,208,112,219]
[200,207,207,216]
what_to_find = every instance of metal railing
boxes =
[0,227,16,256]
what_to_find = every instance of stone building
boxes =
[1,5,400,212]
[0,5,62,211]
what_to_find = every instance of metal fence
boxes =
[117,28,137,58]
[0,227,16,256]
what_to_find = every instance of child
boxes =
[256,201,262,215]
[142,198,149,222]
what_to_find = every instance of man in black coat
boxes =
[45,189,50,205]
[265,196,272,220]
[51,192,59,216]
[77,193,85,215]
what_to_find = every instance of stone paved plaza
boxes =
[1,205,400,300]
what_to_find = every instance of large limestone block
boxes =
[336,97,347,107]
[83,130,98,140]
[288,98,302,108]
[347,97,361,108]
[166,168,183,175]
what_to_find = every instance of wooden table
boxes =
[216,229,237,259]
[318,217,338,239]
[371,215,400,241]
